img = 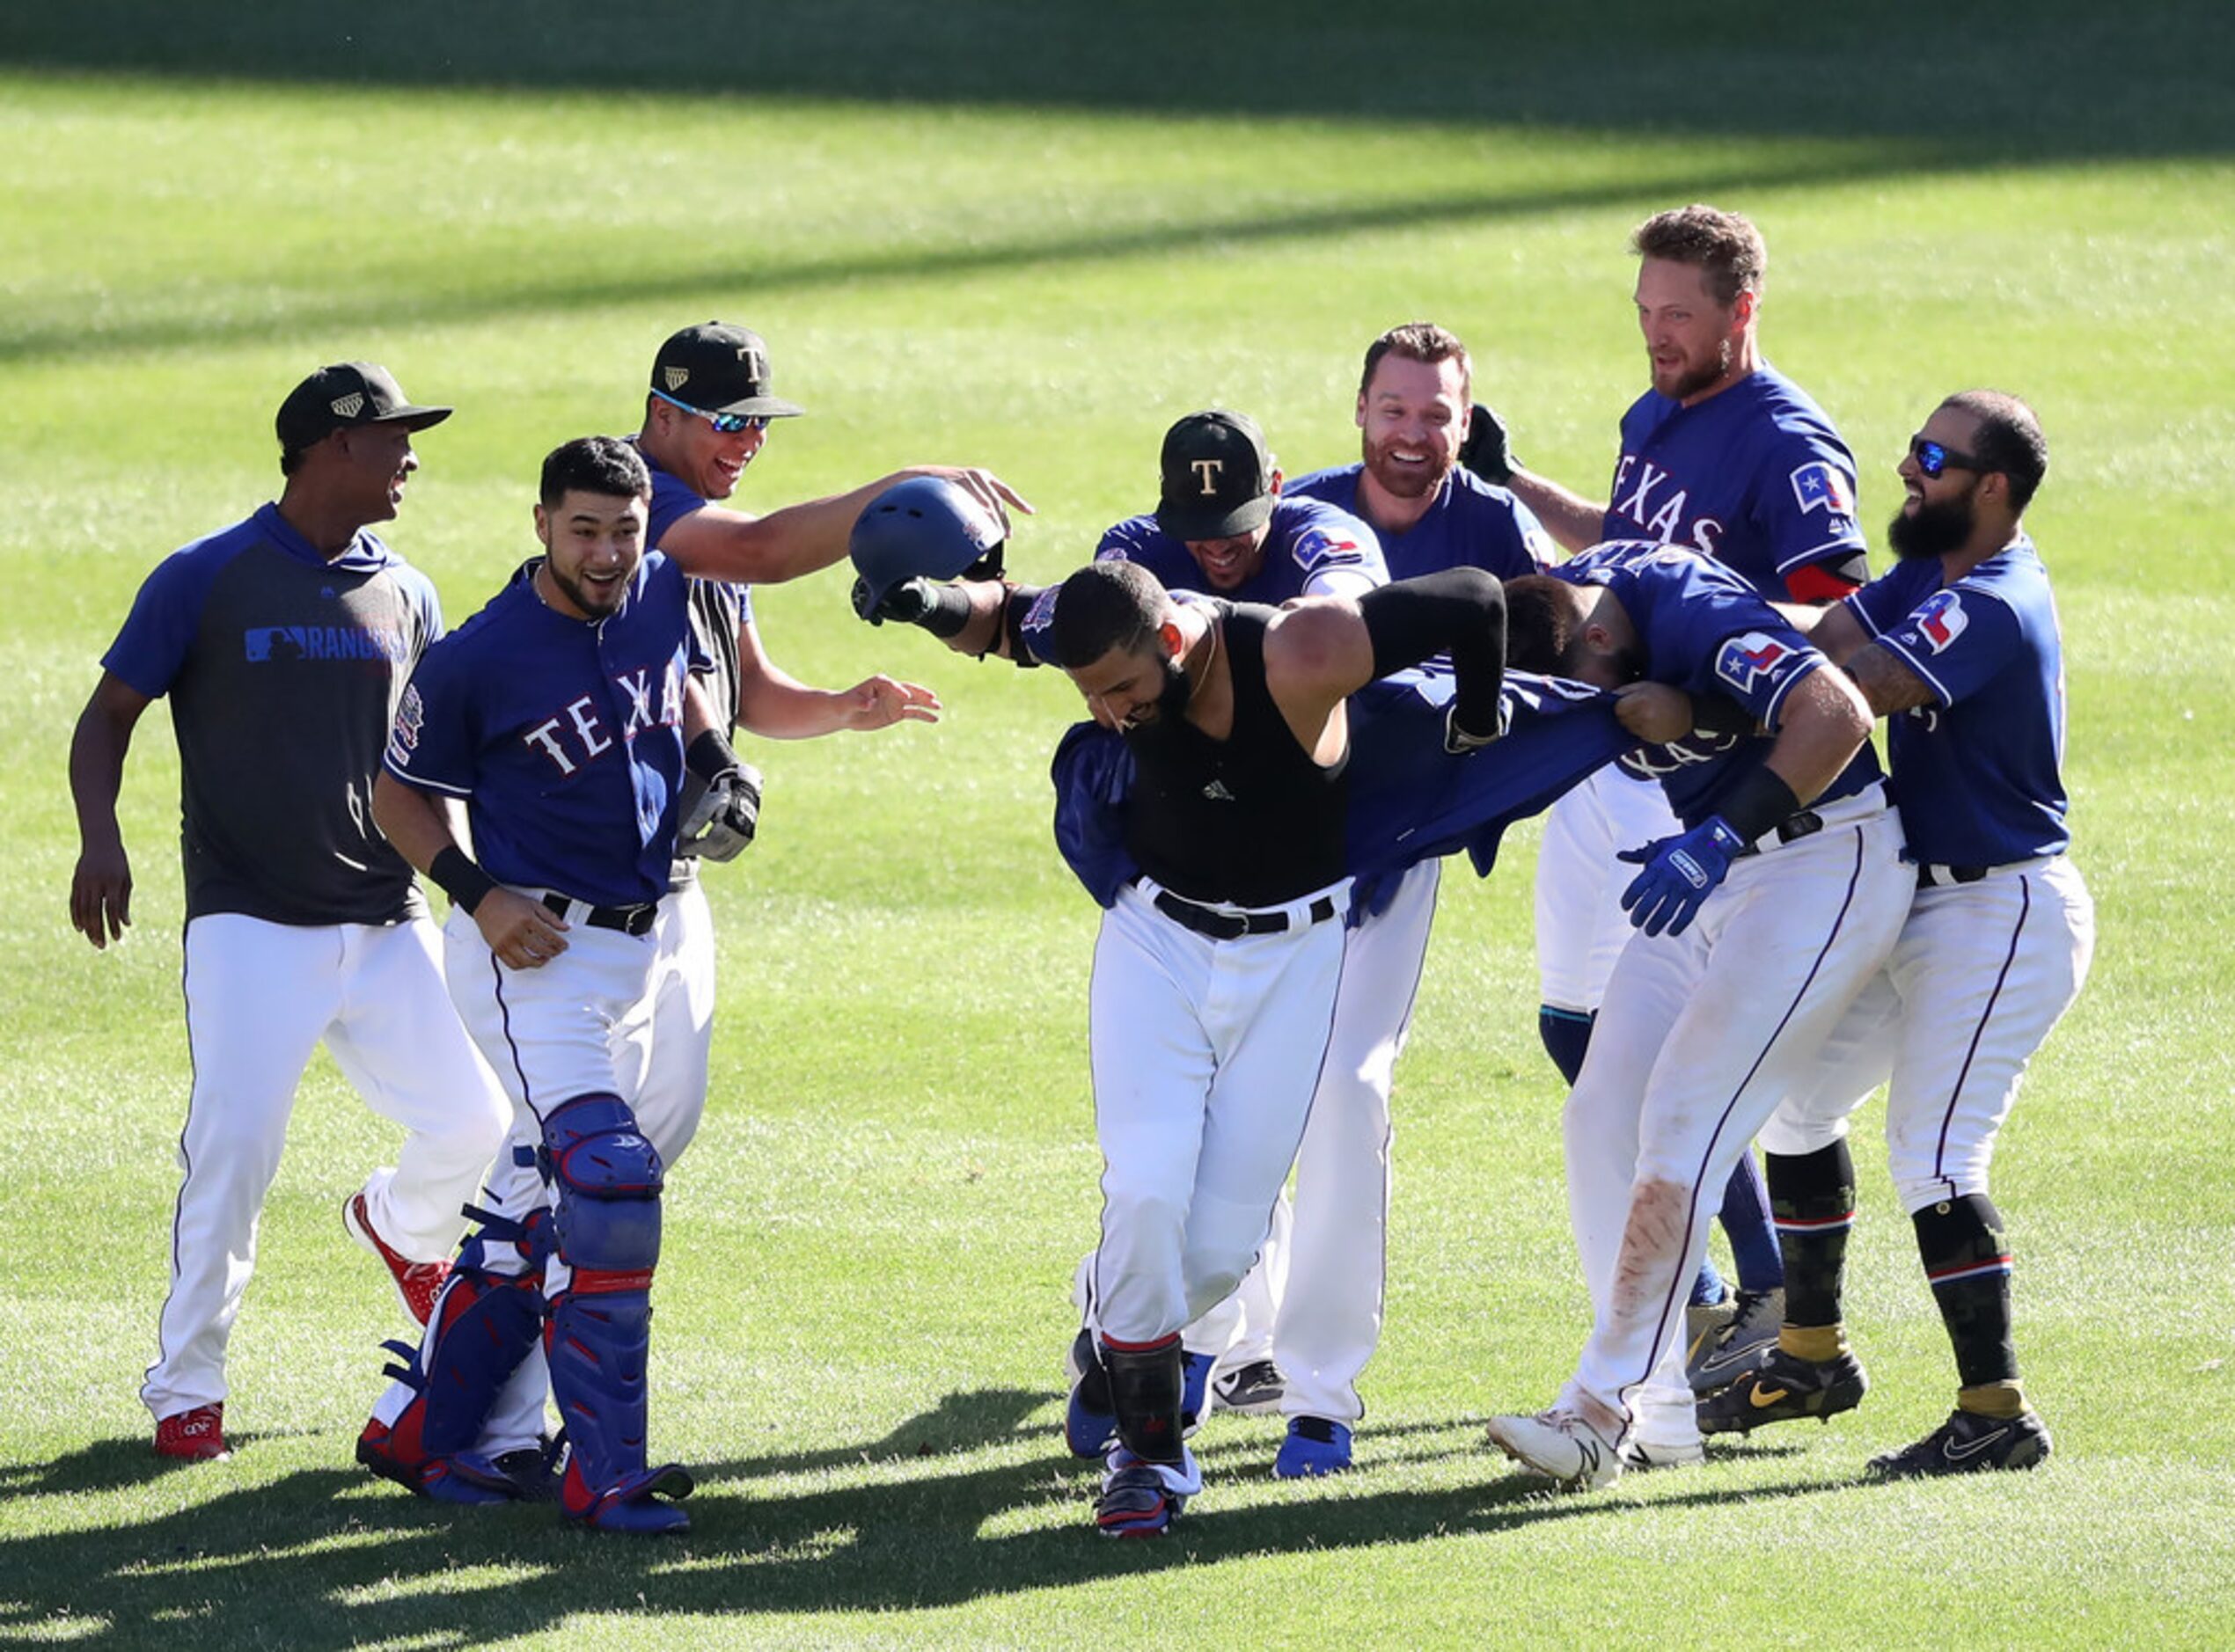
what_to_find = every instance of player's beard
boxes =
[546,559,631,618]
[1154,654,1194,722]
[1659,337,1733,402]
[1888,493,1975,562]
[1360,430,1451,502]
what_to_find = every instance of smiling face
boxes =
[1064,632,1190,732]
[533,489,649,620]
[1888,403,1990,562]
[641,394,769,501]
[1357,350,1469,503]
[1635,258,1751,404]
[1183,523,1274,590]
[333,421,421,523]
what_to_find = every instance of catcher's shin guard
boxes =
[1103,1334,1185,1466]
[358,1206,551,1502]
[541,1094,693,1533]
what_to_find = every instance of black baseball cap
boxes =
[1155,408,1275,540]
[650,322,805,419]
[275,362,452,451]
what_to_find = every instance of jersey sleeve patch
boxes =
[1714,631,1799,695]
[1907,589,1968,653]
[1790,460,1855,516]
[1288,524,1368,573]
[1021,585,1062,664]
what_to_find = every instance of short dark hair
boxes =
[1502,575,1583,676]
[1941,390,2048,512]
[1631,205,1768,308]
[1050,560,1169,669]
[1359,321,1472,403]
[539,435,651,508]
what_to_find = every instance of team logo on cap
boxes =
[331,392,365,418]
[736,346,767,382]
[1191,459,1224,496]
[663,367,690,391]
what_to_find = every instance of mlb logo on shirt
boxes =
[1913,590,1969,653]
[1790,461,1855,516]
[1715,631,1792,693]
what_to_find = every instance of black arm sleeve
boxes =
[1000,584,1050,668]
[1358,568,1507,739]
[1689,694,1761,741]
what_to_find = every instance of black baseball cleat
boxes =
[1867,1407,2053,1479]
[1696,1346,1868,1434]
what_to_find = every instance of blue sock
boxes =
[1719,1151,1784,1295]
[1537,1005,1594,1086]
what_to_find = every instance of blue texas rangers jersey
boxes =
[1095,495,1387,606]
[385,552,707,908]
[1554,540,1883,828]
[1603,364,1866,597]
[1286,464,1556,581]
[1846,537,2070,866]
[103,503,440,927]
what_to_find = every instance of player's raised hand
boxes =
[1617,817,1747,937]
[1458,403,1522,486]
[843,676,942,729]
[909,466,1035,536]
[474,888,570,970]
[70,840,133,949]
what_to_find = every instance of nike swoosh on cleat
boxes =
[1943,1427,2012,1463]
[1748,1386,1791,1409]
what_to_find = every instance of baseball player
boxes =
[1489,206,1873,1384]
[1230,327,1553,1470]
[68,364,511,1463]
[864,479,1514,1532]
[1479,539,1911,1487]
[1697,392,2092,1475]
[355,436,755,1533]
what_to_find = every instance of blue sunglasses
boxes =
[1909,435,1983,479]
[653,388,768,435]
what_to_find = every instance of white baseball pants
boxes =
[1535,766,1682,1013]
[1555,800,1911,1440]
[1762,855,2094,1212]
[1087,878,1350,1347]
[142,913,509,1422]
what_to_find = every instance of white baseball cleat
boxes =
[1484,1408,1623,1490]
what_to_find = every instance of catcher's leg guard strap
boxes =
[1103,1334,1184,1466]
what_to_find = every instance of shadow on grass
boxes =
[0,2,2226,160]
[0,1385,1883,1646]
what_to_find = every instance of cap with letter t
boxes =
[1156,408,1275,540]
[651,321,806,419]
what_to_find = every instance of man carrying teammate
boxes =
[858,456,1515,1531]
[68,363,512,1461]
[1697,392,2092,1475]
[1489,206,1872,1385]
[1482,539,1911,1487]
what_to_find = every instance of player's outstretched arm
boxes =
[370,770,569,969]
[1264,568,1509,754]
[662,468,1033,588]
[732,618,941,738]
[67,672,152,949]
[1505,469,1610,556]
[1770,599,1933,719]
[854,574,1031,662]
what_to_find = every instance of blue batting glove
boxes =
[1616,816,1747,937]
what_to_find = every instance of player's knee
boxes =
[1758,1105,1848,1159]
[1894,1161,1992,1216]
[1099,1180,1186,1252]
[541,1093,663,1274]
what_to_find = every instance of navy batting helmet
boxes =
[848,478,1007,614]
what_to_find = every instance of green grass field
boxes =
[3,4,2231,1646]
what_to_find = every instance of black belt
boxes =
[1735,809,1824,859]
[1916,863,1992,888]
[1154,891,1337,941]
[542,891,658,937]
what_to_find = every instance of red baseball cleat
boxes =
[155,1404,230,1461]
[344,1192,451,1326]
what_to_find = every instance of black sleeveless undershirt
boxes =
[1125,602,1349,907]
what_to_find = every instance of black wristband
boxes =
[688,728,741,782]
[999,583,1048,668]
[429,845,498,916]
[914,582,974,640]
[1717,764,1804,844]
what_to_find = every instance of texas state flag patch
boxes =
[1715,631,1793,693]
[1910,589,1968,653]
[1791,461,1855,516]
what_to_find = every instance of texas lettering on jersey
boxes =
[520,662,687,777]
[1608,456,1726,556]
